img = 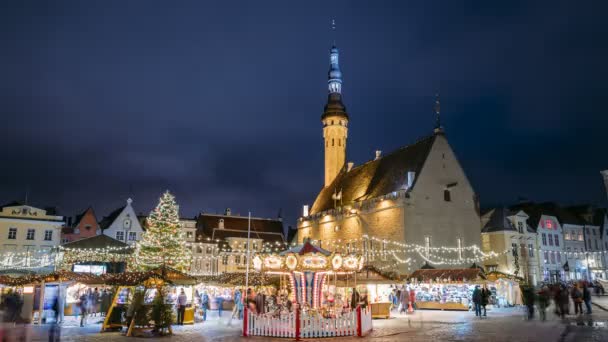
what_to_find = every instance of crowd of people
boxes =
[388,285,416,314]
[77,288,112,327]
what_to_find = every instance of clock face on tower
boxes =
[123,218,131,229]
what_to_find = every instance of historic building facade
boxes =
[296,44,482,274]
[0,202,64,271]
[181,209,287,275]
[60,207,100,244]
[100,198,144,245]
[481,208,540,285]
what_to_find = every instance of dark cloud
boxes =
[0,1,607,224]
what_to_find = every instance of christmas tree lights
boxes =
[131,191,192,272]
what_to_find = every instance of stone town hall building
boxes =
[296,44,482,274]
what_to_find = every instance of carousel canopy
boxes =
[279,240,331,256]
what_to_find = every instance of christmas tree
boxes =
[132,191,192,272]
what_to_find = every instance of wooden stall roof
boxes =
[195,272,280,287]
[0,266,196,286]
[335,265,403,286]
[101,266,196,286]
[485,271,523,282]
[409,268,486,282]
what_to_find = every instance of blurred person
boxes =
[480,285,490,317]
[177,289,188,325]
[582,283,592,314]
[571,283,583,315]
[79,292,88,327]
[472,285,482,317]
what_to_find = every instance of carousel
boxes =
[247,240,372,339]
[253,240,365,310]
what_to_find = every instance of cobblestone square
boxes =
[4,302,608,342]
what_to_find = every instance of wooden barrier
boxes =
[243,306,370,339]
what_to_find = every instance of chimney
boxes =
[225,208,231,216]
[347,162,354,172]
[375,150,382,160]
[407,171,416,189]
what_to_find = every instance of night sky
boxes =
[1,1,607,225]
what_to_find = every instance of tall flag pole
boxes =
[245,211,251,291]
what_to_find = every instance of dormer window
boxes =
[517,222,524,234]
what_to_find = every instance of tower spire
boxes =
[434,93,443,133]
[331,18,336,46]
[321,24,349,187]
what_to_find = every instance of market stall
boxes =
[485,272,522,306]
[329,266,401,319]
[100,266,197,333]
[409,268,486,311]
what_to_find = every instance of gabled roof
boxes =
[482,208,517,233]
[73,207,91,227]
[61,234,129,251]
[196,213,285,243]
[311,134,436,214]
[99,206,125,230]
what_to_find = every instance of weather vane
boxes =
[331,19,336,45]
[434,93,441,129]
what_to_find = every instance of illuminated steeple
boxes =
[322,20,349,187]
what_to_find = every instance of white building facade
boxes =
[100,198,144,245]
[0,203,64,271]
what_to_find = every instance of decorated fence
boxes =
[243,306,372,339]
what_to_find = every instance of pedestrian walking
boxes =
[216,294,225,318]
[100,289,111,317]
[582,283,592,314]
[408,286,416,312]
[49,296,61,342]
[571,284,583,315]
[480,285,490,317]
[559,285,569,318]
[399,286,407,314]
[79,292,88,327]
[522,286,535,320]
[177,289,188,325]
[537,285,550,321]
[472,285,482,317]
[201,291,210,321]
